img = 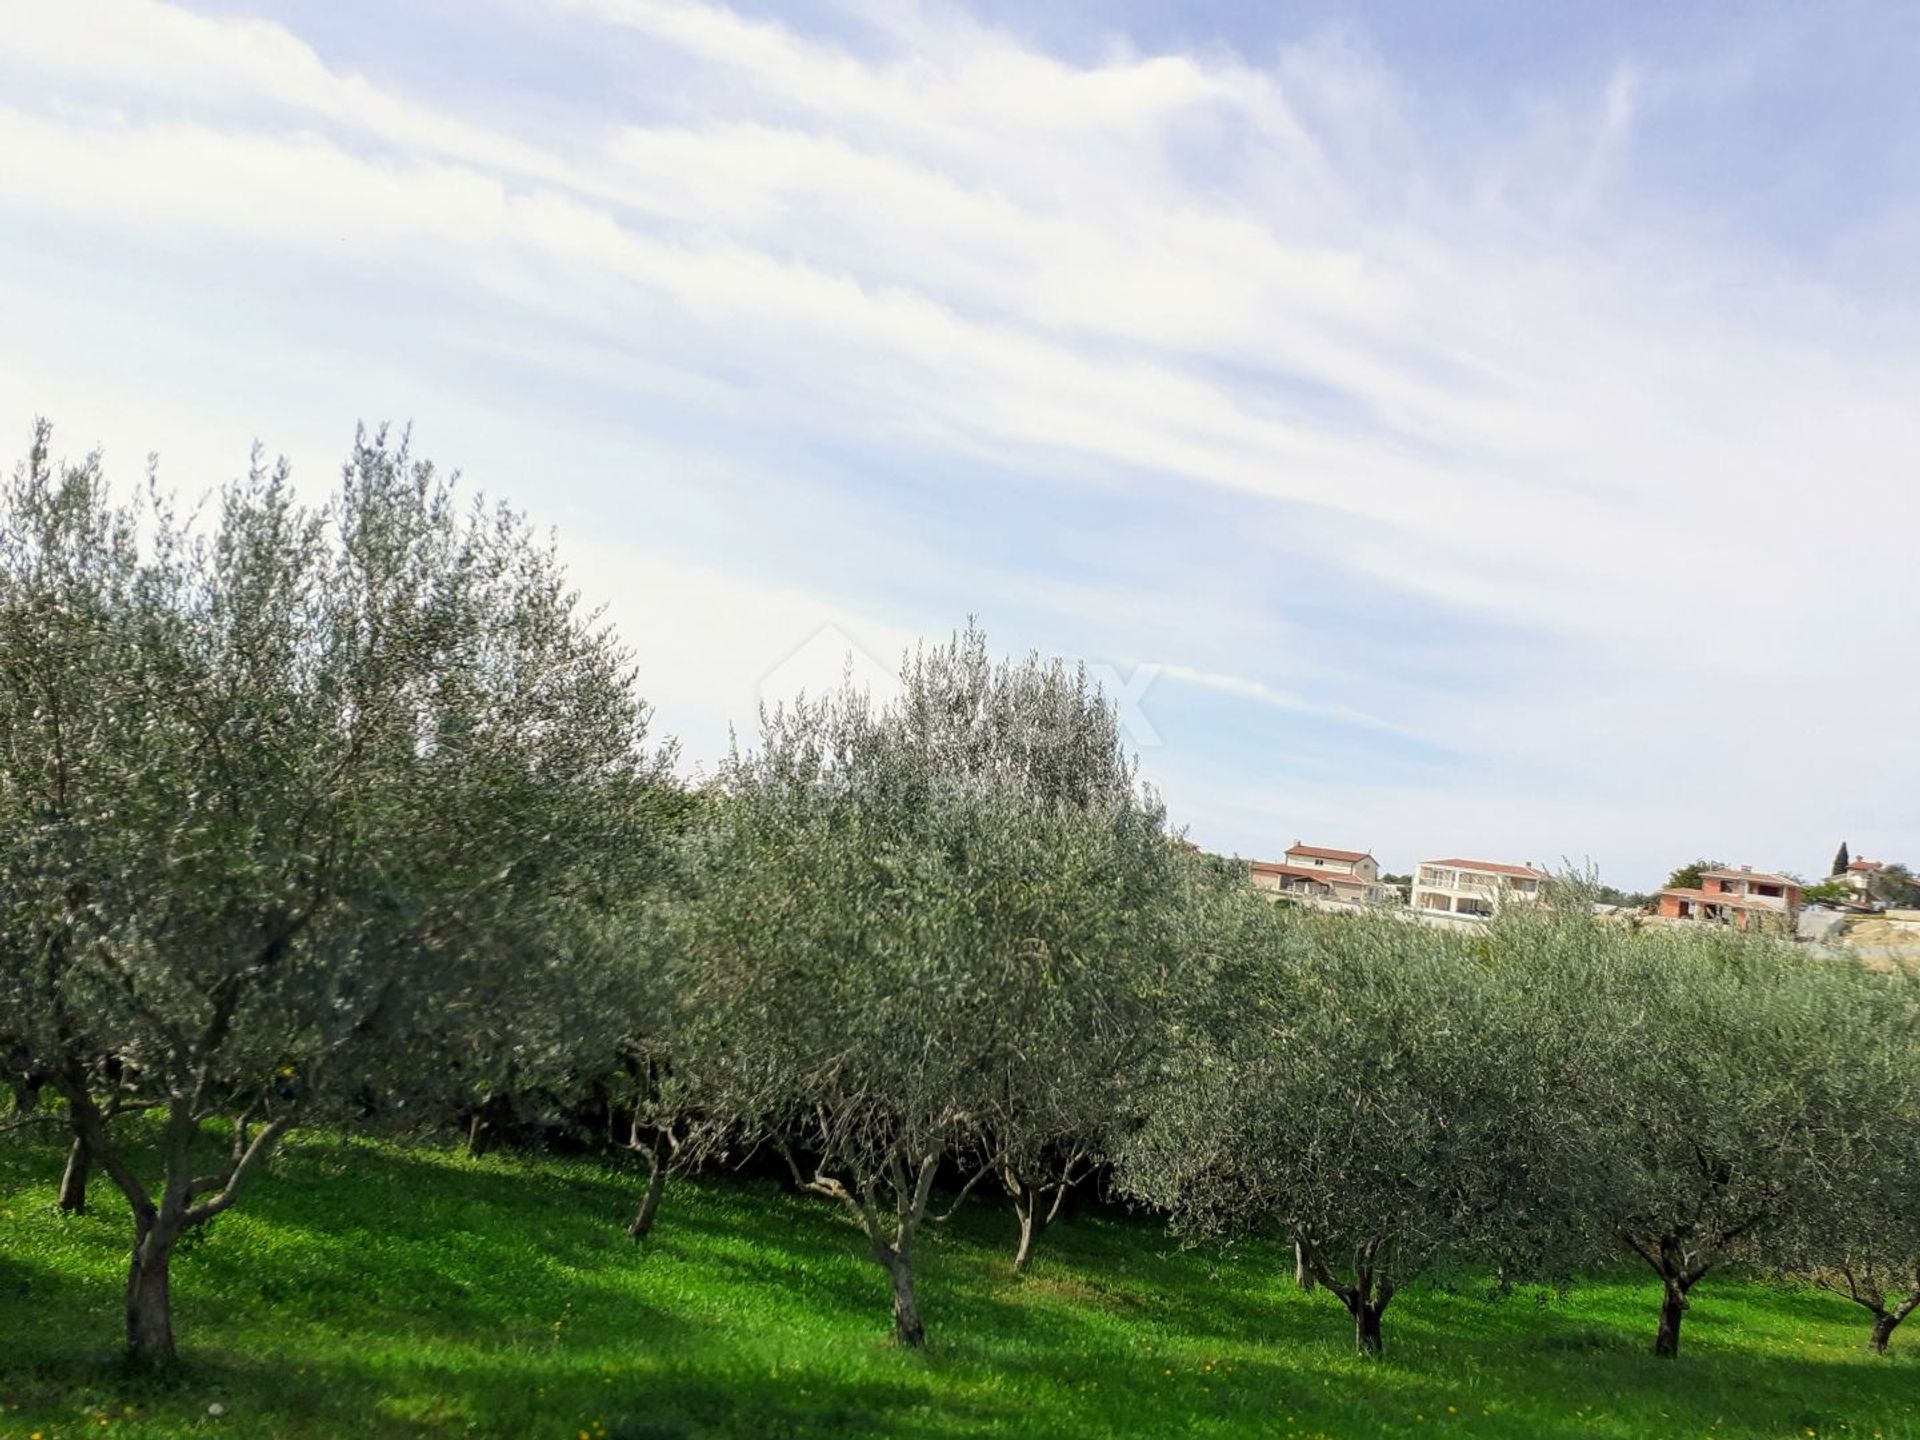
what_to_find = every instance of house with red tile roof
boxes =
[1656,865,1802,931]
[1249,841,1386,905]
[1833,858,1889,898]
[1284,841,1384,903]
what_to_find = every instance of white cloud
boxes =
[1,0,1915,887]
[559,541,923,771]
[1152,664,1420,740]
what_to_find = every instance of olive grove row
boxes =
[4,426,1917,1369]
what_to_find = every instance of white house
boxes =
[1834,858,1886,898]
[1409,858,1548,920]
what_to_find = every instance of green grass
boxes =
[2,1132,1917,1439]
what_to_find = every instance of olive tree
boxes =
[1796,1224,1920,1355]
[1546,922,1898,1358]
[1118,907,1573,1356]
[674,702,967,1347]
[1772,968,1920,1353]
[607,899,716,1243]
[449,776,694,1172]
[929,799,1219,1276]
[435,891,681,1163]
[886,625,1198,1274]
[677,626,1182,1341]
[0,430,153,1217]
[0,423,670,1364]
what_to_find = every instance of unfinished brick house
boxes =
[1655,865,1803,931]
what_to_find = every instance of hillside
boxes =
[3,1132,1917,1440]
[1837,915,1920,968]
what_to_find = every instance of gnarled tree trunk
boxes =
[1628,1231,1715,1360]
[887,1254,925,1347]
[627,1128,671,1240]
[1870,1310,1899,1354]
[790,1146,942,1348]
[997,1153,1085,1276]
[1653,1278,1688,1359]
[870,1159,938,1348]
[57,1078,296,1368]
[125,1216,179,1366]
[1353,1297,1386,1355]
[1865,1290,1920,1353]
[58,1134,91,1215]
[1010,1183,1037,1276]
[1300,1239,1395,1356]
[1810,1264,1920,1355]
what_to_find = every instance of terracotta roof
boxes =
[1425,858,1549,881]
[1700,868,1799,889]
[1659,886,1782,910]
[1250,862,1335,886]
[1285,843,1373,864]
[1848,859,1886,873]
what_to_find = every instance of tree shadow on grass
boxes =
[8,1340,1031,1440]
[0,1247,128,1366]
[379,1353,1012,1440]
[11,1134,1920,1439]
[912,1238,1920,1440]
[14,1332,1911,1440]
[1287,1308,1914,1439]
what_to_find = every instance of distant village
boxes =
[1238,841,1920,943]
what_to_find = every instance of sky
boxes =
[2,0,1917,890]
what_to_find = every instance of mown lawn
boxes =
[2,1131,1916,1439]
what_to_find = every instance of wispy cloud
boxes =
[1,0,1916,887]
[1152,664,1422,740]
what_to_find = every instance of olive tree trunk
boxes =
[1300,1240,1395,1356]
[1858,1289,1919,1354]
[465,1092,519,1159]
[998,1154,1085,1276]
[59,1083,293,1366]
[125,1215,179,1365]
[791,1146,942,1348]
[1629,1233,1715,1360]
[1809,1265,1920,1355]
[1869,1310,1899,1354]
[626,1127,671,1241]
[1653,1277,1689,1359]
[1010,1189,1038,1276]
[1353,1296,1387,1355]
[58,1135,91,1215]
[868,1155,940,1348]
[886,1253,925,1346]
